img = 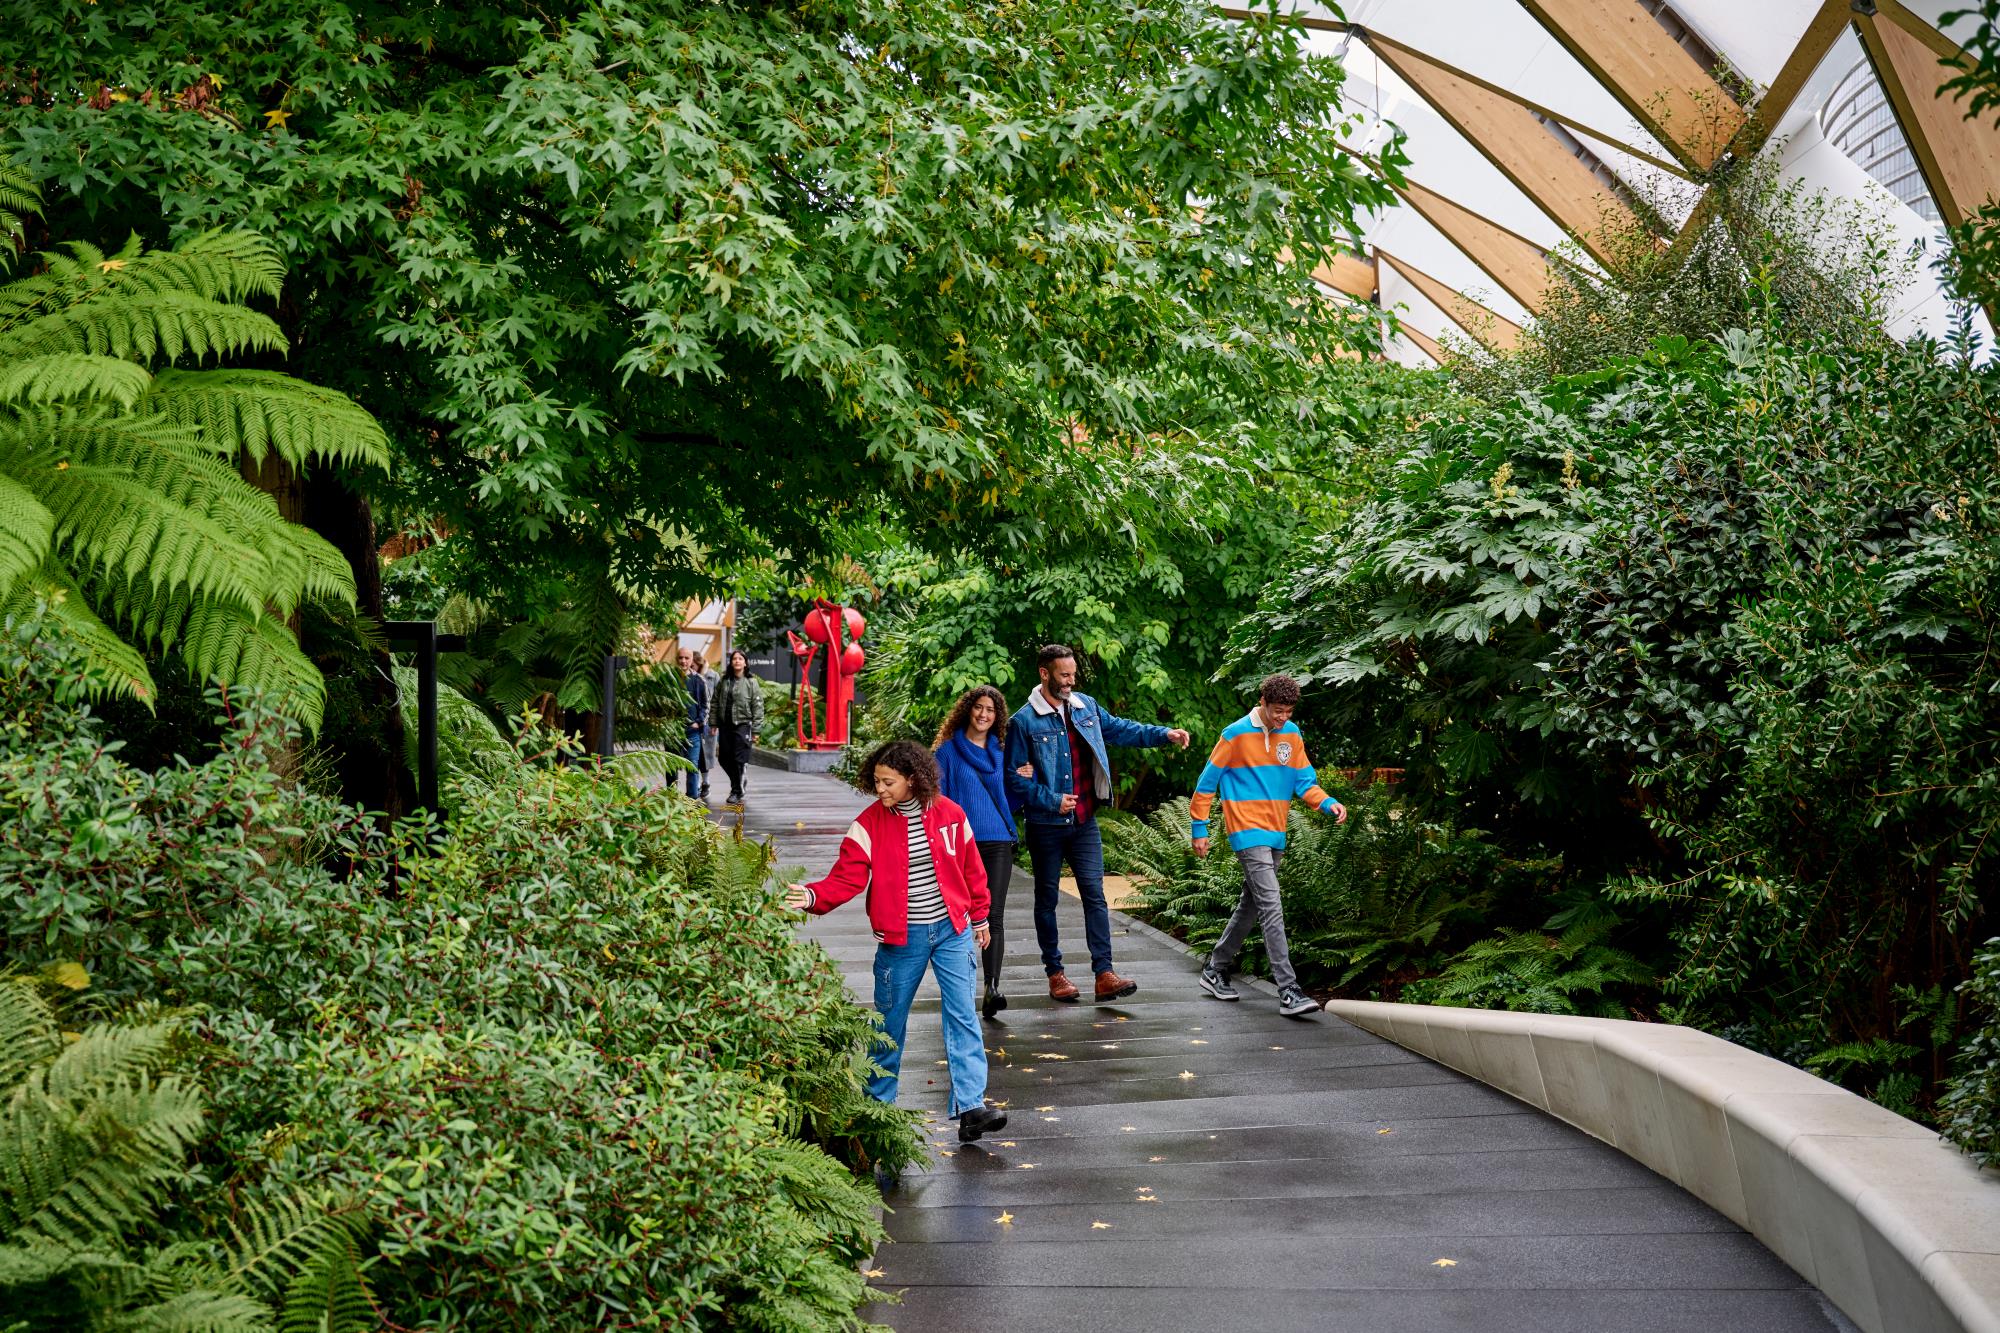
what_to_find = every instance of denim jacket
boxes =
[1005,686,1170,826]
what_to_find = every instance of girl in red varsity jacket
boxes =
[786,740,1009,1143]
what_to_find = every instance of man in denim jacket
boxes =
[1006,644,1190,1002]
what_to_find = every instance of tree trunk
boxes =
[302,469,417,819]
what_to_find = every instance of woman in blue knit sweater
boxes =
[934,686,1026,1019]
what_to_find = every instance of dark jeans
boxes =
[718,721,753,798]
[976,840,1016,991]
[682,733,702,798]
[1026,819,1112,977]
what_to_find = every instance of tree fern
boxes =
[0,166,388,728]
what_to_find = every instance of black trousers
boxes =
[977,840,1016,991]
[718,721,753,797]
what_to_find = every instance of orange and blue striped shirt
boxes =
[1189,710,1338,851]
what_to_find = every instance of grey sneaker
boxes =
[1199,967,1240,1001]
[1277,986,1319,1018]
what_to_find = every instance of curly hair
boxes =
[1258,673,1302,707]
[932,685,1011,750]
[856,739,941,804]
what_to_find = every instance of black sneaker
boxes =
[958,1104,1008,1142]
[1199,967,1240,1001]
[981,988,1008,1020]
[1277,986,1319,1018]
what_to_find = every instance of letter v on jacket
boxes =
[800,796,991,944]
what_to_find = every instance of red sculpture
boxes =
[787,598,866,750]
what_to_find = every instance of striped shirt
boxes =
[898,799,949,924]
[1189,709,1338,851]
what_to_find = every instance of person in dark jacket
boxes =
[934,686,1027,1019]
[1006,644,1189,1003]
[711,649,764,806]
[679,649,708,800]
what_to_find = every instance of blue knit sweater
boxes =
[936,731,1021,842]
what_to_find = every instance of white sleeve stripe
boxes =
[846,820,872,856]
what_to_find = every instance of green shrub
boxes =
[0,977,370,1333]
[0,616,918,1330]
[1942,939,2000,1167]
[1403,890,1653,1018]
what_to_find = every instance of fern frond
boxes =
[0,354,153,410]
[1,567,155,703]
[0,291,284,367]
[146,370,390,470]
[0,472,55,593]
[0,231,284,342]
[0,982,61,1090]
[39,1014,181,1104]
[175,601,325,731]
[112,1285,277,1332]
[225,1193,370,1317]
[603,748,693,789]
[0,161,39,277]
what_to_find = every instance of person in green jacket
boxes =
[711,649,765,806]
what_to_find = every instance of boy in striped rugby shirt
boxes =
[1188,674,1347,1017]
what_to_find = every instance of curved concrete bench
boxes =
[1325,1000,2000,1333]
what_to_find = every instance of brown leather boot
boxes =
[1095,970,1138,1001]
[1047,971,1080,1002]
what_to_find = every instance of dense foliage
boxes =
[851,359,1456,797]
[1221,325,1998,1128]
[1,0,1400,631]
[0,978,372,1333]
[0,617,918,1330]
[0,167,387,727]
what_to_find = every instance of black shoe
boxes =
[725,791,743,806]
[699,785,711,798]
[957,1104,1008,1142]
[981,988,1008,1019]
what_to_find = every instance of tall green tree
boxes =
[0,0,1399,628]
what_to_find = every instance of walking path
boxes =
[712,767,1857,1333]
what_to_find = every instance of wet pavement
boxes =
[711,766,1857,1333]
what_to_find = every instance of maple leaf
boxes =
[998,1141,1017,1148]
[1148,1155,1165,1162]
[995,1211,1015,1226]
[97,259,127,273]
[1120,1125,1136,1132]
[1432,1258,1458,1268]
[1091,1221,1113,1230]
[1022,1066,1038,1073]
[1018,1163,1037,1169]
[1189,1039,1208,1045]
[264,107,291,130]
[1178,1070,1196,1080]
[1377,1127,1395,1135]
[1035,1105,1055,1112]
[864,1268,886,1279]
[1042,1115,1060,1121]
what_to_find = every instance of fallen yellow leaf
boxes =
[1432,1258,1458,1268]
[47,962,89,990]
[1018,1163,1037,1170]
[1090,1220,1113,1230]
[863,1268,885,1279]
[1035,1105,1055,1112]
[998,1141,1017,1148]
[995,1211,1015,1226]
[1377,1128,1395,1136]
[1178,1071,1196,1080]
[1149,1155,1165,1162]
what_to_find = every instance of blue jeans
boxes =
[870,918,988,1118]
[1026,819,1113,977]
[683,734,702,798]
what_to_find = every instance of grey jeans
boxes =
[1208,845,1296,991]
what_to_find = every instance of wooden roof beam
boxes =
[1399,323,1449,365]
[1361,31,1662,271]
[1313,249,1378,300]
[1378,250,1524,351]
[1394,178,1560,315]
[1516,0,1746,171]
[1856,0,2000,232]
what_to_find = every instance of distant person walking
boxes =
[711,649,763,806]
[1189,673,1347,1018]
[934,686,1026,1019]
[678,650,708,801]
[693,649,720,799]
[1007,644,1190,1003]
[785,741,1008,1142]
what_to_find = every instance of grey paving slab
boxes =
[725,769,1849,1332]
